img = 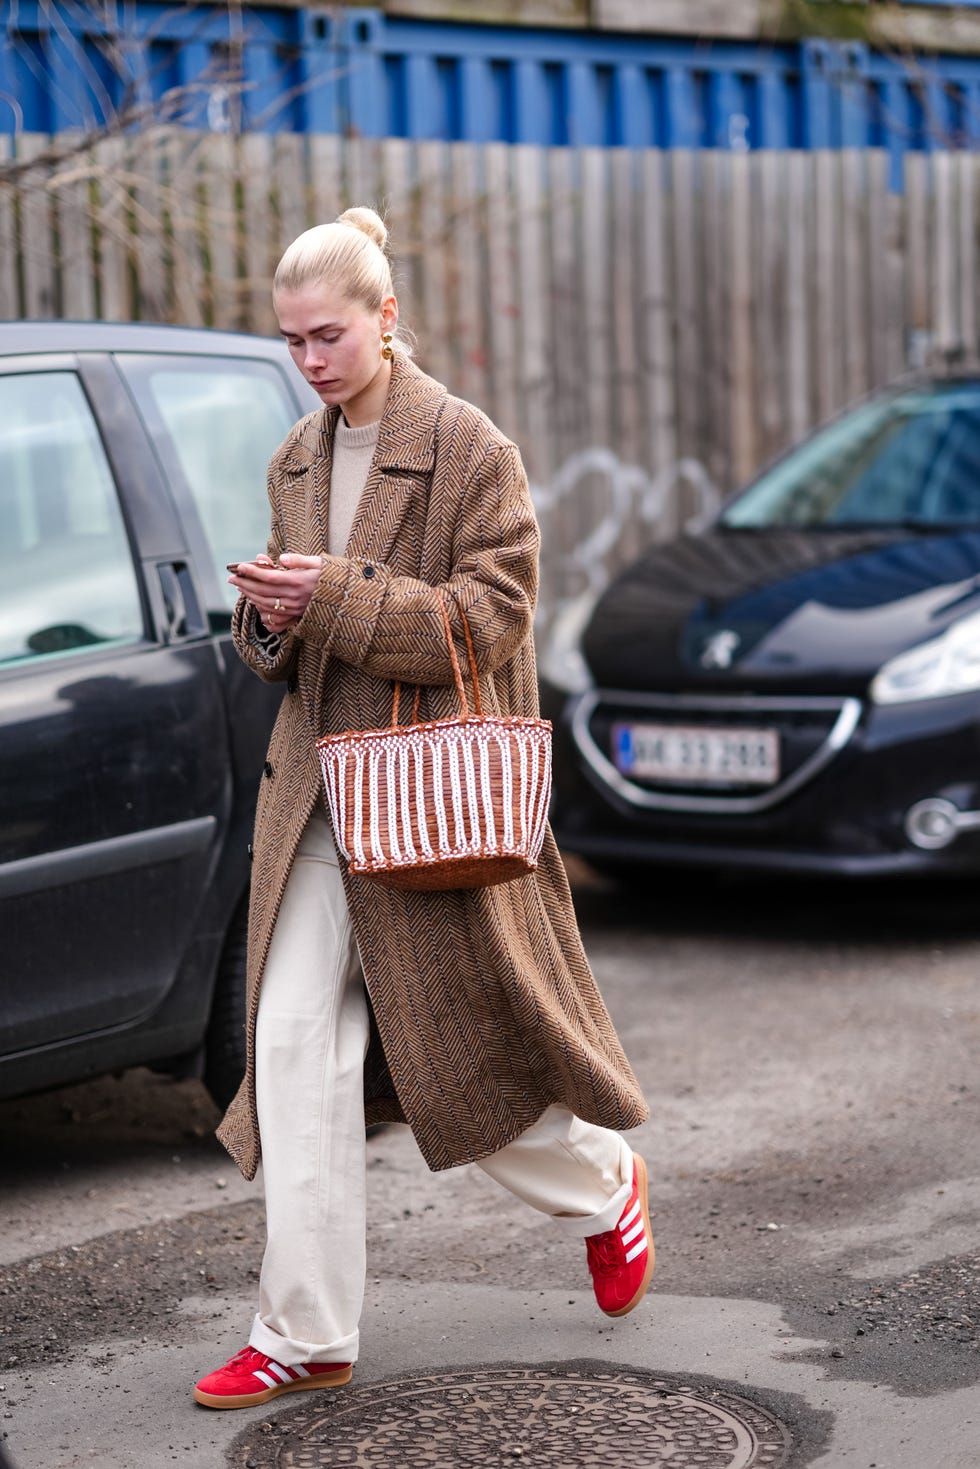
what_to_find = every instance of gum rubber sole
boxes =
[194,1364,352,1409]
[603,1152,656,1318]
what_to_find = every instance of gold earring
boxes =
[381,332,394,360]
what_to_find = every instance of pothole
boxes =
[230,1361,791,1467]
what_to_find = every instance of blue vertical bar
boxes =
[459,57,497,142]
[756,70,790,147]
[404,54,443,140]
[567,61,600,146]
[177,40,213,128]
[665,67,701,148]
[708,70,746,149]
[800,42,834,148]
[44,24,91,130]
[922,79,949,151]
[839,45,870,147]
[242,38,287,132]
[613,63,650,147]
[963,82,980,146]
[880,77,912,189]
[514,59,551,145]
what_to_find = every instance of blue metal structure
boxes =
[3,2,980,180]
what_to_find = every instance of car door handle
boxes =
[156,561,205,642]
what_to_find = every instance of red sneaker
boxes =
[194,1346,352,1409]
[586,1152,655,1317]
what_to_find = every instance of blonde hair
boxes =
[274,206,395,319]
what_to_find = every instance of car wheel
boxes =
[204,893,249,1111]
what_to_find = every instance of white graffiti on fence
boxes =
[529,446,722,691]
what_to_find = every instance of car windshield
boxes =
[721,382,980,530]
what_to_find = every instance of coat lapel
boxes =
[345,355,447,566]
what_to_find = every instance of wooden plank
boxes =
[729,149,756,486]
[18,134,58,319]
[610,147,641,471]
[131,127,171,323]
[933,151,958,357]
[415,140,452,387]
[813,150,840,422]
[202,131,240,329]
[54,133,96,320]
[483,142,519,444]
[841,148,869,403]
[0,135,18,318]
[514,144,552,480]
[957,151,976,359]
[670,150,700,464]
[905,151,931,365]
[380,137,419,351]
[866,149,892,385]
[702,150,729,492]
[754,149,786,464]
[784,150,811,443]
[274,131,308,264]
[580,146,612,451]
[93,135,132,323]
[239,131,276,335]
[346,135,383,220]
[309,132,343,227]
[449,141,488,412]
[163,130,205,328]
[548,145,585,459]
[638,149,676,491]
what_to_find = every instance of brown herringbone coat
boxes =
[217,354,648,1180]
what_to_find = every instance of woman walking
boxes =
[194,207,653,1410]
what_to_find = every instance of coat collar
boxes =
[286,354,448,564]
[293,353,448,474]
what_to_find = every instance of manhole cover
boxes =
[231,1362,791,1468]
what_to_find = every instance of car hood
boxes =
[582,527,980,693]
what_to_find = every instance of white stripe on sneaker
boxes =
[253,1370,279,1390]
[266,1362,293,1383]
[621,1219,645,1247]
[625,1238,648,1264]
[619,1201,641,1233]
[293,1365,311,1378]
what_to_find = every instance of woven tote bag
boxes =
[315,596,552,891]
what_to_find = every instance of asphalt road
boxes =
[1,864,979,1468]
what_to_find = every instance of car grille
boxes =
[571,690,862,815]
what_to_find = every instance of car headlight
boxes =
[871,609,980,704]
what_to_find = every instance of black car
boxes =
[546,375,980,878]
[0,321,317,1105]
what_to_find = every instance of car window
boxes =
[119,356,299,608]
[0,372,143,665]
[722,384,980,530]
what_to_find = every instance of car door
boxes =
[0,355,231,1058]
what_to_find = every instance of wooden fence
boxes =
[0,130,976,641]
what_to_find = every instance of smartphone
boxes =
[227,560,276,574]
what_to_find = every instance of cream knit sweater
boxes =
[329,415,380,556]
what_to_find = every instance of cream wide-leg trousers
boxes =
[249,806,634,1367]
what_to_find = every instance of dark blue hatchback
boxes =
[547,377,980,877]
[0,321,318,1104]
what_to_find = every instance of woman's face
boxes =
[275,281,397,417]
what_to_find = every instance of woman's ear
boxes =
[380,293,399,335]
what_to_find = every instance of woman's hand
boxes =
[228,553,325,634]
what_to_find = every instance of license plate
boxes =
[612,721,780,786]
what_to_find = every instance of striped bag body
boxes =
[316,598,552,891]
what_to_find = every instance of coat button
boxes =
[362,564,376,579]
[247,843,253,862]
[264,760,274,778]
[287,676,298,695]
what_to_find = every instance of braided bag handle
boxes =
[391,592,483,728]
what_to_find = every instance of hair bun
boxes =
[337,206,388,253]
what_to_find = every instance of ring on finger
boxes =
[274,598,282,612]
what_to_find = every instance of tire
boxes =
[204,893,249,1111]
